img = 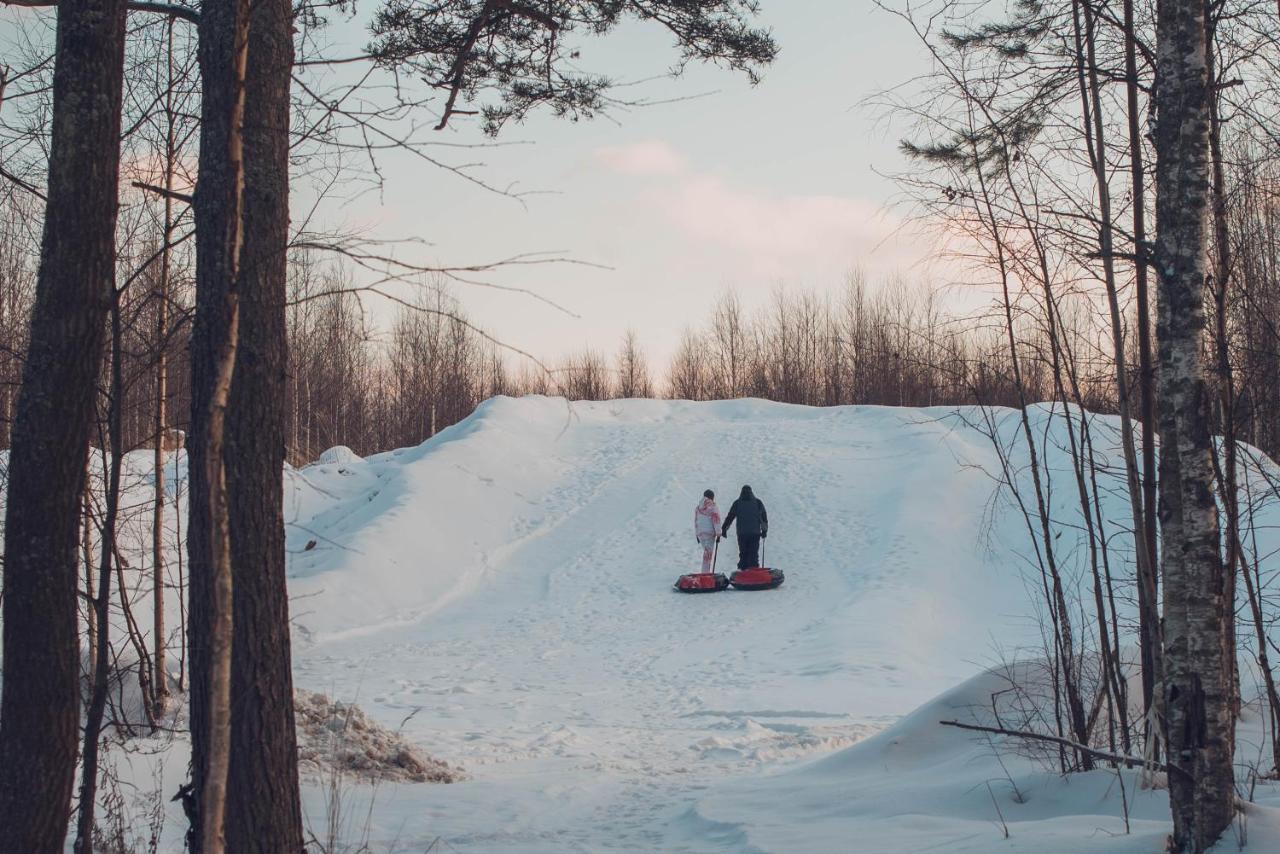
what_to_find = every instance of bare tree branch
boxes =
[939,720,1188,779]
[1,0,199,23]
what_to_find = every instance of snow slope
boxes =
[11,396,1276,851]
[271,395,1280,852]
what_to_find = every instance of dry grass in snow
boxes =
[295,690,463,784]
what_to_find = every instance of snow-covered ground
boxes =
[283,398,1040,851]
[277,396,1280,852]
[9,395,1280,851]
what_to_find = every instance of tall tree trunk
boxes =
[1075,0,1154,737]
[189,0,247,848]
[1155,0,1235,848]
[1204,9,1239,720]
[177,457,187,694]
[0,0,127,849]
[1069,0,1142,754]
[223,0,304,847]
[83,480,97,681]
[1122,0,1163,744]
[188,0,303,848]
[152,14,177,722]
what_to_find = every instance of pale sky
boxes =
[0,2,940,369]
[312,2,939,368]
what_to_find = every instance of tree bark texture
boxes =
[1155,0,1236,849]
[0,0,127,849]
[188,0,303,849]
[1123,0,1163,739]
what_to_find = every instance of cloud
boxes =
[592,140,928,281]
[663,178,884,255]
[593,140,688,176]
[644,175,924,281]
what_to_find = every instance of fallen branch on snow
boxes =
[939,719,1187,780]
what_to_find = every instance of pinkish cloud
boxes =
[642,173,925,280]
[661,177,887,255]
[593,140,688,176]
[591,141,929,280]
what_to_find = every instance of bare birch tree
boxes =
[1154,0,1235,848]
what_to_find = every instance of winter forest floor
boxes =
[13,396,1280,852]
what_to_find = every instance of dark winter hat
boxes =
[704,489,715,499]
[740,484,753,498]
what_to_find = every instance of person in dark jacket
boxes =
[722,485,768,569]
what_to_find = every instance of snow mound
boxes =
[692,667,1179,853]
[22,396,1275,851]
[314,445,363,467]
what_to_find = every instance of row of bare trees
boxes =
[7,200,1273,469]
[878,0,1280,849]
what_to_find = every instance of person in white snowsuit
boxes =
[694,489,722,573]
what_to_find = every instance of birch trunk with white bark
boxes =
[1155,0,1236,848]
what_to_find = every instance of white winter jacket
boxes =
[694,497,722,539]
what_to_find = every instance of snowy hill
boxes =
[16,396,1274,851]
[287,398,1034,715]
[273,396,1280,852]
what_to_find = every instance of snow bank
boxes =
[315,445,363,467]
[285,396,578,642]
[692,666,1150,853]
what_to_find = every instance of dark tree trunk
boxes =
[153,15,178,722]
[187,1,236,845]
[1155,0,1235,849]
[224,0,304,848]
[188,0,303,848]
[1122,0,1163,746]
[0,0,127,849]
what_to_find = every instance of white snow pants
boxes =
[698,534,717,573]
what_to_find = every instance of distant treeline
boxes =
[2,193,1279,468]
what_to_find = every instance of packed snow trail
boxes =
[283,398,1058,851]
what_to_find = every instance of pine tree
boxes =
[0,0,128,848]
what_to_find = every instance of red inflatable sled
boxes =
[729,566,785,591]
[730,540,784,590]
[676,539,731,592]
[674,572,731,593]
[675,540,784,592]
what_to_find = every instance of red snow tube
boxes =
[674,572,730,593]
[729,567,785,591]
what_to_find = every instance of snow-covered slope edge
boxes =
[692,665,1280,853]
[26,395,1275,851]
[284,396,577,642]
